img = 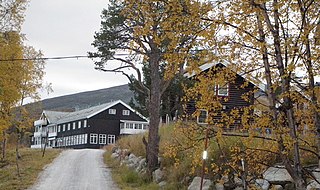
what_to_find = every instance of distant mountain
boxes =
[25,84,134,117]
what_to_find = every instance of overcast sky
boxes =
[22,0,131,102]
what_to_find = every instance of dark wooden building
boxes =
[31,100,149,149]
[185,62,266,129]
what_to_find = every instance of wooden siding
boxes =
[55,103,148,149]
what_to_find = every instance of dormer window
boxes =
[122,110,130,116]
[109,109,116,115]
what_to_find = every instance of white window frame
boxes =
[62,124,66,131]
[78,121,81,129]
[99,134,107,144]
[197,109,208,124]
[84,134,88,144]
[67,123,71,130]
[73,122,76,130]
[122,110,130,116]
[108,109,116,115]
[217,83,229,96]
[90,134,98,144]
[84,120,87,128]
[108,135,116,144]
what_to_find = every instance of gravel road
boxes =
[29,149,119,190]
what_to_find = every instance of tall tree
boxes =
[90,0,212,175]
[177,0,320,189]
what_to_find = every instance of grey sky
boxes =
[22,0,131,101]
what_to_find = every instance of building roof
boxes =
[43,100,148,125]
[184,61,267,92]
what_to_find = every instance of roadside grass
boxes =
[0,148,61,190]
[103,148,159,190]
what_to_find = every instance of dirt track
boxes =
[29,149,119,190]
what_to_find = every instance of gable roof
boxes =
[184,61,267,92]
[43,100,148,125]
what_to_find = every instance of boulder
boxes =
[272,185,284,190]
[255,179,270,190]
[153,168,164,184]
[263,166,293,185]
[234,187,244,190]
[307,180,320,190]
[284,183,295,190]
[214,183,225,190]
[111,152,119,159]
[158,181,167,189]
[187,176,213,190]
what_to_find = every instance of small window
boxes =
[84,134,88,144]
[108,135,116,144]
[78,121,81,128]
[109,109,116,115]
[73,122,76,130]
[217,83,229,96]
[99,134,107,144]
[122,110,130,115]
[90,134,98,144]
[84,120,87,128]
[197,109,208,124]
[58,125,61,132]
[67,123,71,130]
[62,124,66,131]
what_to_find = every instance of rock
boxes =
[312,168,320,181]
[111,146,118,153]
[111,152,119,159]
[255,179,270,190]
[234,187,244,190]
[272,185,284,190]
[263,166,293,185]
[214,183,224,190]
[136,158,146,172]
[158,181,167,189]
[284,183,295,190]
[153,168,164,184]
[307,180,320,190]
[234,176,243,186]
[187,176,213,190]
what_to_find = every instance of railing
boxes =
[48,132,57,137]
[120,128,147,135]
[34,119,47,126]
[33,131,47,137]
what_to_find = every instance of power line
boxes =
[0,54,129,62]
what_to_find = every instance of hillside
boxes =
[25,84,134,117]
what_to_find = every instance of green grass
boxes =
[0,148,61,190]
[103,148,159,190]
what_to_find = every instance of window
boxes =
[84,120,87,128]
[90,134,98,144]
[73,122,76,130]
[62,124,66,131]
[84,134,88,144]
[197,109,208,124]
[67,123,71,130]
[129,123,134,129]
[122,110,130,115]
[217,83,229,96]
[78,121,81,128]
[109,109,116,115]
[143,124,148,130]
[99,134,107,144]
[108,135,116,144]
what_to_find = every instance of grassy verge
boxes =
[0,148,61,190]
[103,147,159,190]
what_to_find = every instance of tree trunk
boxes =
[16,133,21,177]
[2,132,6,161]
[146,52,161,176]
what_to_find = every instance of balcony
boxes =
[34,119,47,126]
[120,128,147,135]
[34,131,47,137]
[48,132,57,138]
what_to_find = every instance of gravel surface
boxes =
[29,149,119,190]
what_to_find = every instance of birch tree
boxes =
[169,0,320,189]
